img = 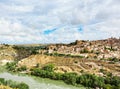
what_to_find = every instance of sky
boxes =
[0,0,120,44]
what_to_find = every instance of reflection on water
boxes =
[0,72,85,89]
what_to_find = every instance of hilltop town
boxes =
[46,37,120,60]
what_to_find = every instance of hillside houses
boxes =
[46,38,120,60]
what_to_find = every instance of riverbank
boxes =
[3,62,120,89]
[0,72,85,89]
[0,64,86,89]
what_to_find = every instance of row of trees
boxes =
[44,52,84,58]
[0,78,29,89]
[31,64,120,89]
[13,45,47,55]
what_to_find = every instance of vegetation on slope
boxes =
[0,78,29,89]
[6,62,120,89]
[30,64,120,89]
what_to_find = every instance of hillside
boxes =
[0,38,120,76]
[18,54,120,76]
[0,44,32,64]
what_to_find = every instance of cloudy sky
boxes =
[0,0,120,44]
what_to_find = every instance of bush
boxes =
[103,84,114,89]
[31,67,120,89]
[0,78,5,84]
[63,73,77,85]
[6,62,17,71]
[80,48,89,53]
[0,78,29,89]
[17,82,29,89]
[76,74,104,88]
[104,76,120,88]
[108,57,119,62]
[17,66,27,71]
[42,64,55,72]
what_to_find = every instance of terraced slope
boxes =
[18,54,120,76]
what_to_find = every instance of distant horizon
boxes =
[0,0,120,44]
[0,37,119,45]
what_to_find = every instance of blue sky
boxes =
[0,0,120,44]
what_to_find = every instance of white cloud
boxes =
[93,19,120,37]
[0,0,120,44]
[0,18,42,44]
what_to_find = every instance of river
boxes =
[0,72,85,89]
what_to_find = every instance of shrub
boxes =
[108,57,119,62]
[6,62,17,71]
[31,67,120,89]
[42,64,55,72]
[63,73,77,85]
[17,66,27,71]
[80,48,89,53]
[76,74,104,88]
[17,82,29,89]
[0,78,5,84]
[0,78,29,89]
